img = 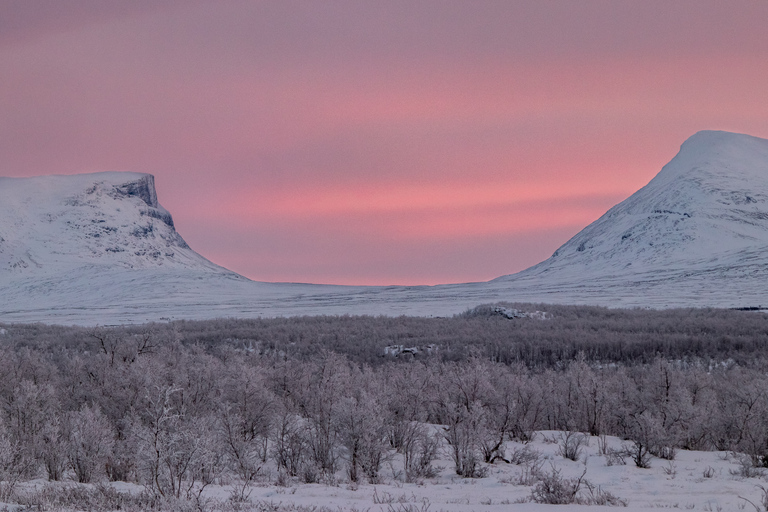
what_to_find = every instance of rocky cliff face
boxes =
[111,173,160,209]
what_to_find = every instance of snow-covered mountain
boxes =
[2,130,768,325]
[0,172,260,324]
[490,130,768,307]
[519,130,768,275]
[0,172,224,274]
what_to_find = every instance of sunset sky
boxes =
[2,1,768,285]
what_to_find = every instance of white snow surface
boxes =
[3,131,768,325]
[4,432,764,511]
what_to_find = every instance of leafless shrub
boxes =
[507,445,541,466]
[557,431,587,462]
[271,412,307,478]
[301,464,319,484]
[372,488,422,507]
[652,444,677,461]
[0,419,29,501]
[106,434,138,483]
[372,488,395,504]
[662,461,677,478]
[624,441,652,469]
[40,413,67,481]
[730,455,765,478]
[398,425,440,482]
[6,379,60,479]
[67,404,115,483]
[597,433,609,455]
[385,501,430,512]
[581,481,629,507]
[275,470,289,487]
[11,486,354,512]
[248,503,338,512]
[133,387,218,500]
[531,465,627,507]
[12,483,200,512]
[604,447,627,466]
[219,404,266,501]
[512,458,544,486]
[442,402,488,478]
[530,465,586,504]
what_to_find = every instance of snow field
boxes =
[3,431,765,511]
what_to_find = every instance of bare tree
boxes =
[337,372,387,483]
[292,353,351,477]
[133,386,217,499]
[0,417,28,500]
[401,424,440,482]
[67,404,115,483]
[270,408,307,479]
[4,380,60,479]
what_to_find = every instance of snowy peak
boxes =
[508,130,768,278]
[0,172,226,274]
[667,130,768,177]
[647,130,768,203]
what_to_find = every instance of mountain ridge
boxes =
[2,130,768,325]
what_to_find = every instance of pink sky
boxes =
[2,1,768,285]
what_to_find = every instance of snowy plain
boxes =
[209,432,768,512]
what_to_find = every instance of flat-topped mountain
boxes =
[0,172,226,274]
[2,130,768,325]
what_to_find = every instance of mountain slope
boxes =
[2,131,768,325]
[519,130,768,274]
[489,130,768,307]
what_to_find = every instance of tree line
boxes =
[6,303,768,368]
[2,305,768,500]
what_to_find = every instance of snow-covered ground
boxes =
[3,130,768,325]
[4,432,764,511]
[229,433,765,511]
